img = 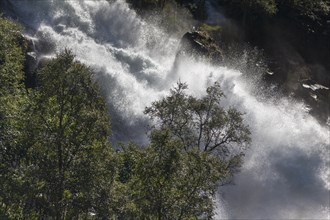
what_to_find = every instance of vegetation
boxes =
[127,0,329,26]
[116,82,250,218]
[117,129,226,219]
[216,0,330,18]
[199,23,221,33]
[145,82,250,155]
[0,16,28,219]
[0,15,251,219]
[21,50,115,218]
[126,0,196,34]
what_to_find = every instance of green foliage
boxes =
[0,16,26,151]
[145,82,251,154]
[118,129,227,219]
[0,48,117,219]
[127,0,195,34]
[0,16,25,97]
[0,17,28,219]
[113,82,251,219]
[199,23,222,33]
[20,50,114,218]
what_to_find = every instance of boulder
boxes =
[177,31,223,64]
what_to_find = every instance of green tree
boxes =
[0,16,28,219]
[145,82,250,155]
[19,50,115,219]
[118,129,228,219]
[117,83,251,219]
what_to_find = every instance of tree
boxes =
[115,82,251,219]
[145,82,250,157]
[118,129,228,219]
[0,17,28,219]
[19,50,115,218]
[0,17,25,98]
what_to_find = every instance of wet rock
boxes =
[21,35,38,88]
[177,31,223,64]
[18,34,55,88]
[24,52,38,87]
[297,79,330,121]
[35,38,56,55]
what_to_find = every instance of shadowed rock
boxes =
[177,31,223,64]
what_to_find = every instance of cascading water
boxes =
[2,0,329,219]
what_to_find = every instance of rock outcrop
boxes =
[298,79,329,121]
[18,34,54,89]
[17,34,39,88]
[177,31,223,64]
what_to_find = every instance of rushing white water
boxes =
[3,0,329,219]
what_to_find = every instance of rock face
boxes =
[18,35,54,88]
[177,30,329,123]
[260,24,330,123]
[177,31,223,64]
[298,79,329,121]
[18,35,38,88]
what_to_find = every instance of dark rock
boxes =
[21,35,38,88]
[35,38,56,54]
[297,80,330,121]
[178,0,207,20]
[24,52,37,87]
[177,31,223,64]
[18,34,54,88]
[252,23,330,123]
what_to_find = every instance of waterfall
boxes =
[3,0,329,219]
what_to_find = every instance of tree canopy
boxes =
[0,47,117,219]
[145,82,251,156]
[21,50,114,218]
[0,17,28,219]
[117,128,228,219]
[115,82,251,219]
